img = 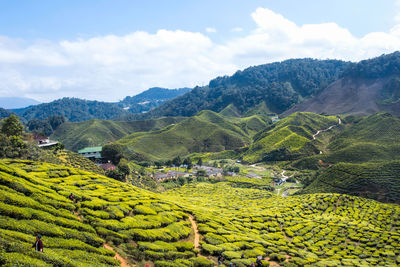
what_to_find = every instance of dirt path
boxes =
[104,244,133,267]
[188,215,201,250]
[312,118,341,140]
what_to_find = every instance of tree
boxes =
[197,158,203,166]
[118,158,131,177]
[183,157,193,170]
[101,143,125,165]
[1,115,23,137]
[48,115,66,130]
[172,156,182,167]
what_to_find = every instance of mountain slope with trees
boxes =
[285,52,400,116]
[136,58,350,119]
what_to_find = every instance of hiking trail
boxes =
[104,244,133,267]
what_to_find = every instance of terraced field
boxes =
[165,183,400,266]
[0,159,212,266]
[1,159,400,266]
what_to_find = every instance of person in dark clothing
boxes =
[32,235,43,252]
[68,193,75,202]
[256,255,262,267]
[218,255,224,265]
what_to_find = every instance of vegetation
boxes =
[243,112,338,163]
[114,110,268,161]
[138,58,349,119]
[51,116,184,151]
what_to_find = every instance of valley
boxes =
[1,52,400,266]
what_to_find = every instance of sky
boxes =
[0,0,400,102]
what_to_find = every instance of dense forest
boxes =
[0,107,13,119]
[136,59,350,119]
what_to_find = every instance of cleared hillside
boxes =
[51,117,184,152]
[285,52,400,116]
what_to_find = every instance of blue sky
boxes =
[0,0,399,102]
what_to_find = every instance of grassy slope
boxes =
[2,160,400,266]
[116,111,266,161]
[51,117,184,152]
[243,112,338,163]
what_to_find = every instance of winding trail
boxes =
[312,118,342,140]
[104,244,133,267]
[188,215,201,250]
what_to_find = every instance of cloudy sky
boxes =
[1,0,400,102]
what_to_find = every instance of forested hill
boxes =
[13,98,129,122]
[0,107,14,119]
[135,58,350,119]
[12,87,191,122]
[285,52,400,116]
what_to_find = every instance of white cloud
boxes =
[1,6,400,102]
[205,27,217,33]
[231,27,243,32]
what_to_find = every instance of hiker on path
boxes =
[218,255,224,265]
[32,235,43,252]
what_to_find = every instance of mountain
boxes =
[2,159,400,266]
[0,108,14,119]
[135,58,350,119]
[243,112,339,163]
[118,87,191,113]
[13,87,191,123]
[285,52,400,116]
[51,116,185,151]
[13,98,129,122]
[0,97,40,109]
[115,110,270,161]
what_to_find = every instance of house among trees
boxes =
[33,133,59,148]
[78,146,102,161]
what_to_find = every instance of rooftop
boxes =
[78,146,102,154]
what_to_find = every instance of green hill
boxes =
[51,117,184,152]
[300,161,400,203]
[116,110,256,161]
[2,159,400,266]
[243,112,338,163]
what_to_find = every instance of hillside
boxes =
[13,98,129,122]
[13,88,191,123]
[51,117,185,152]
[2,159,400,266]
[243,112,339,163]
[118,87,191,114]
[300,161,400,203]
[115,111,268,161]
[293,113,400,202]
[137,58,349,119]
[0,107,14,119]
[285,52,400,116]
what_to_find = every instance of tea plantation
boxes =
[0,159,211,266]
[1,159,400,266]
[164,182,400,266]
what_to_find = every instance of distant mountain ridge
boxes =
[0,97,40,109]
[11,87,191,122]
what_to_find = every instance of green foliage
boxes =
[139,58,349,118]
[1,115,23,136]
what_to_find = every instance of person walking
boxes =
[32,235,43,252]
